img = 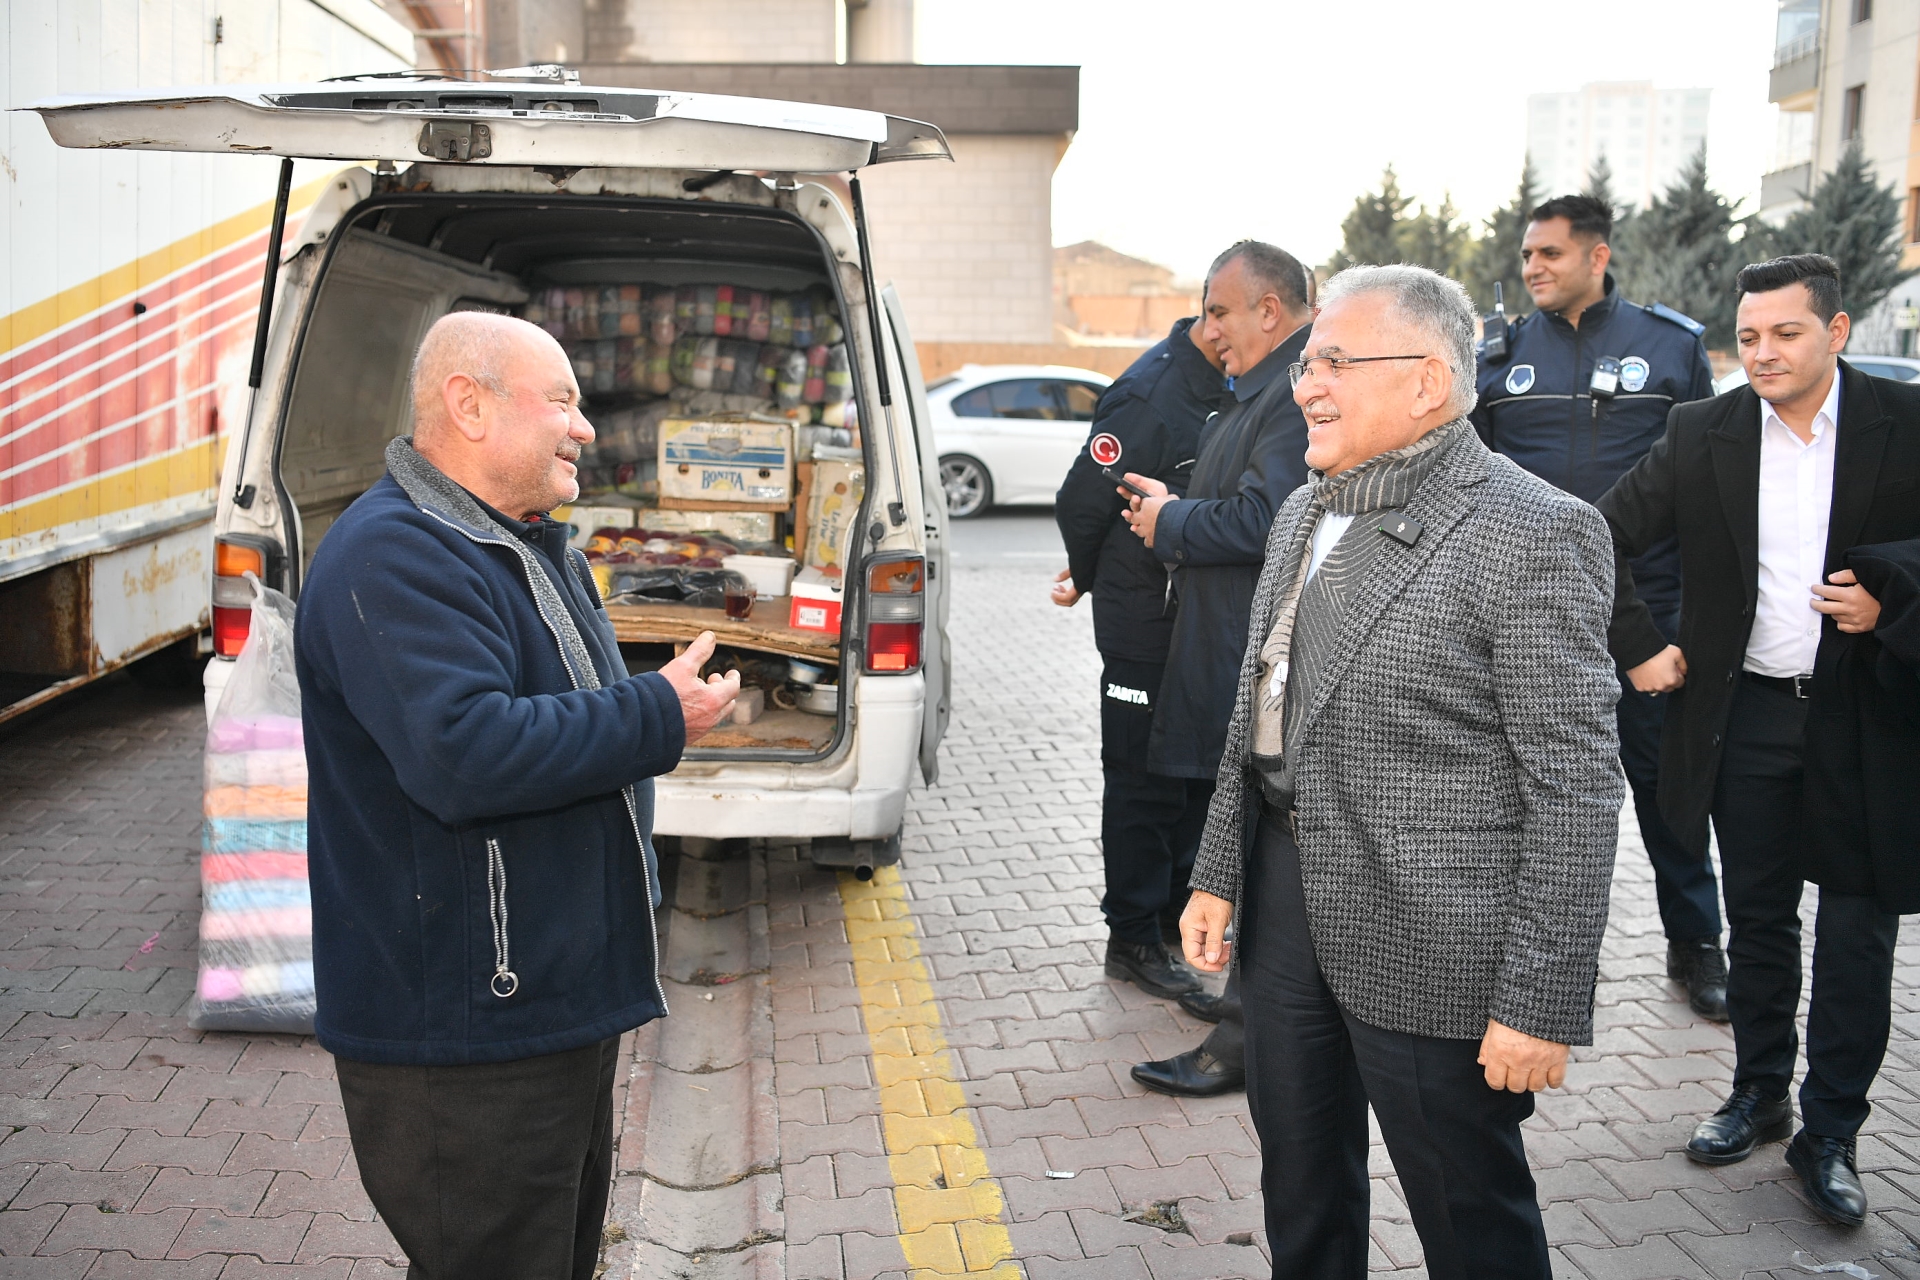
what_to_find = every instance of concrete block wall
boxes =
[585,0,838,63]
[859,134,1060,345]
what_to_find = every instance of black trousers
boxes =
[1617,671,1722,941]
[1100,658,1213,946]
[1241,816,1549,1280]
[336,1036,622,1280]
[1199,972,1244,1069]
[1713,677,1900,1138]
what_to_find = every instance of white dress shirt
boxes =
[1306,512,1355,581]
[1746,372,1841,677]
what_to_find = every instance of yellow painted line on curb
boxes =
[840,866,1022,1278]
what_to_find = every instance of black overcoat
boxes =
[1597,361,1920,910]
[1144,328,1311,778]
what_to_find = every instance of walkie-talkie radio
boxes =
[1481,282,1511,362]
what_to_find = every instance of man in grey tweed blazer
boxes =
[1180,265,1623,1279]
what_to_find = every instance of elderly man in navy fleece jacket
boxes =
[295,312,738,1280]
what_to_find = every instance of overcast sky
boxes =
[916,0,1779,279]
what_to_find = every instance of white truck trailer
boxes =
[0,0,412,722]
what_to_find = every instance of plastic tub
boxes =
[723,554,798,599]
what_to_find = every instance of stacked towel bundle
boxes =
[191,585,316,1033]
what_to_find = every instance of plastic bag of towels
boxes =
[190,577,315,1033]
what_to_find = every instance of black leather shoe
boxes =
[1131,1047,1245,1097]
[1667,938,1730,1022]
[1787,1130,1867,1226]
[1177,989,1228,1023]
[1686,1083,1794,1164]
[1105,939,1201,999]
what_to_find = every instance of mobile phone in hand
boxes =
[1102,466,1151,499]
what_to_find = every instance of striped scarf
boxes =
[1250,417,1469,771]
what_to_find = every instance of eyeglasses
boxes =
[1288,354,1429,388]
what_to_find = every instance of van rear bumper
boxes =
[653,672,924,841]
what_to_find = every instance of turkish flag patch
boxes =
[1088,433,1123,466]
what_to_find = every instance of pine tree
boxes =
[1755,140,1915,318]
[1396,193,1472,281]
[1584,154,1621,219]
[1612,147,1742,347]
[1464,158,1540,315]
[1329,166,1412,271]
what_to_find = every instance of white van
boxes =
[31,74,953,873]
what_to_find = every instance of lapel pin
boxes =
[1379,512,1424,547]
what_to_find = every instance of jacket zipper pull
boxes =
[486,838,519,998]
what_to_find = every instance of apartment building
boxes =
[1763,0,1920,245]
[1526,82,1711,211]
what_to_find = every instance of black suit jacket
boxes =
[1598,360,1920,909]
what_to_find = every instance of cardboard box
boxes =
[635,509,776,543]
[659,418,792,507]
[789,566,844,633]
[556,504,636,550]
[804,459,865,573]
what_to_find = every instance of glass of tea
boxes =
[723,574,754,620]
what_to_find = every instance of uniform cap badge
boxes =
[1619,357,1650,393]
[1504,364,1536,395]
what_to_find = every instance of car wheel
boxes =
[939,455,993,519]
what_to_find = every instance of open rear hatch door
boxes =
[26,77,951,172]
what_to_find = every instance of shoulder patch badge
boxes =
[1088,433,1122,467]
[1504,364,1536,395]
[1619,356,1650,393]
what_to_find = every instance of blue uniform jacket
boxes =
[1054,316,1227,665]
[295,439,683,1066]
[1471,277,1714,629]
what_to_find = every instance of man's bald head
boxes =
[411,311,550,441]
[408,310,592,518]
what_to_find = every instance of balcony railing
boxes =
[1774,31,1819,69]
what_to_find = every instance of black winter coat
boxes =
[1804,536,1920,910]
[1146,328,1312,778]
[1597,363,1920,910]
[1055,317,1228,664]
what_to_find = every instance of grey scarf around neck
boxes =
[1250,417,1470,786]
[384,436,603,694]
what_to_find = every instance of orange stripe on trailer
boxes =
[0,174,334,362]
[0,436,221,543]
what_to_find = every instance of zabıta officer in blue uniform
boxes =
[1472,192,1728,1021]
[1053,315,1228,1001]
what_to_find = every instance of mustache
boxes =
[555,441,582,463]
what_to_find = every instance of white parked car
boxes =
[1714,352,1920,394]
[928,364,1113,517]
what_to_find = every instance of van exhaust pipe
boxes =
[809,832,901,877]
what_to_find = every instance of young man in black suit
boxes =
[1598,254,1920,1226]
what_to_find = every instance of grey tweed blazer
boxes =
[1190,425,1623,1046]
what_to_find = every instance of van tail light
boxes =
[212,535,282,657]
[865,556,924,674]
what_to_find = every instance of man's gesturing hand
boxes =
[659,631,740,742]
[1626,643,1687,694]
[1050,567,1081,608]
[1180,890,1233,973]
[1478,1020,1569,1093]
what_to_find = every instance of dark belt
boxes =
[1257,793,1298,838]
[1744,671,1811,700]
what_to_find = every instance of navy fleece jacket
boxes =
[295,439,683,1065]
